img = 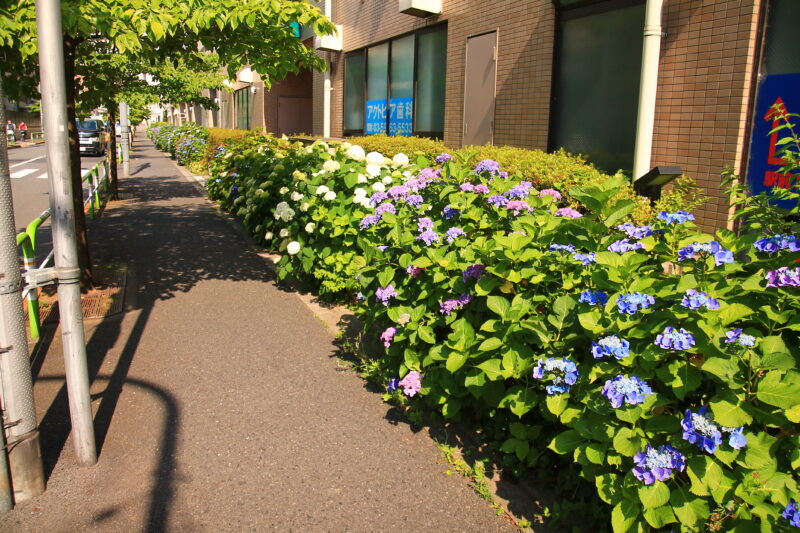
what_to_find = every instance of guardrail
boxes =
[83,159,110,220]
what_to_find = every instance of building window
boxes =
[344,25,447,138]
[550,0,645,174]
[234,87,252,130]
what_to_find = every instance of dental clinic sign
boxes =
[365,97,413,136]
[746,73,800,205]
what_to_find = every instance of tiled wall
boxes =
[262,69,313,135]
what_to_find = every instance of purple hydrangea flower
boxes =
[375,285,397,306]
[532,357,580,395]
[608,238,645,253]
[459,182,475,192]
[359,214,382,229]
[677,241,734,266]
[783,499,800,528]
[446,227,466,243]
[591,335,630,360]
[655,327,695,350]
[549,243,576,253]
[399,371,422,397]
[474,184,490,195]
[377,245,389,252]
[555,207,583,219]
[417,229,440,246]
[462,264,486,282]
[505,181,533,199]
[386,378,400,392]
[538,189,562,200]
[724,328,756,347]
[632,444,685,485]
[387,185,411,200]
[417,217,434,232]
[602,375,653,408]
[657,211,695,225]
[404,194,424,208]
[442,206,461,220]
[370,191,389,206]
[680,289,721,310]
[380,327,397,348]
[356,292,365,301]
[616,223,654,239]
[754,234,800,254]
[505,200,533,215]
[475,159,501,175]
[487,195,508,207]
[682,406,747,454]
[573,252,596,265]
[435,153,453,164]
[579,290,608,306]
[616,292,655,314]
[375,202,396,215]
[766,266,800,288]
[440,293,473,315]
[406,265,426,278]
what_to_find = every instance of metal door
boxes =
[463,31,497,146]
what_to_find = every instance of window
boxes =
[234,88,252,130]
[344,25,447,138]
[551,0,645,173]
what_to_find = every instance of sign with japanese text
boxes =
[365,97,413,136]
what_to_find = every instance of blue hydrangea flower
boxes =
[616,223,654,239]
[682,407,747,454]
[726,426,748,450]
[475,159,501,175]
[573,252,596,265]
[782,499,800,528]
[680,289,721,310]
[417,229,440,246]
[462,264,486,282]
[442,206,461,220]
[657,211,695,225]
[375,285,397,306]
[549,243,576,253]
[655,327,695,350]
[632,444,685,485]
[435,153,453,164]
[487,195,508,207]
[677,241,734,266]
[356,292,365,301]
[602,375,653,408]
[754,234,800,254]
[616,292,655,314]
[375,202,396,215]
[445,227,466,243]
[607,239,645,253]
[404,194,424,208]
[386,378,400,392]
[359,214,381,229]
[591,335,630,360]
[579,290,608,306]
[532,357,580,395]
[504,181,533,199]
[724,328,756,347]
[417,217,434,232]
[370,191,389,206]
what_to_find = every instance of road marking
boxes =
[10,156,44,169]
[10,169,37,179]
[37,173,48,179]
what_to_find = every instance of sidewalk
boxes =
[0,137,519,532]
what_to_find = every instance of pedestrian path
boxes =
[0,136,518,532]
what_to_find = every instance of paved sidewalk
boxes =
[0,137,518,532]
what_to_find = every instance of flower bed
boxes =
[150,125,800,531]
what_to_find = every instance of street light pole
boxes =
[120,101,130,177]
[36,0,97,466]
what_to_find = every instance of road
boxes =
[8,143,105,263]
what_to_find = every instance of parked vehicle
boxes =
[76,119,106,156]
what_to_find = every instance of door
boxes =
[463,31,497,146]
[277,97,312,136]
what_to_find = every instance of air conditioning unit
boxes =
[315,25,343,52]
[399,0,441,17]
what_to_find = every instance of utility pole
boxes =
[119,101,130,177]
[36,0,97,466]
[0,79,46,504]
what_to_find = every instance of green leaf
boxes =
[611,500,640,533]
[477,358,505,381]
[445,350,468,373]
[612,428,644,457]
[718,303,755,326]
[486,295,510,320]
[603,199,636,227]
[645,415,680,436]
[548,295,576,331]
[500,386,538,417]
[548,429,584,454]
[670,485,709,527]
[377,267,394,288]
[757,370,800,409]
[709,392,752,427]
[477,337,503,352]
[545,394,568,416]
[578,311,604,333]
[643,506,677,528]
[596,473,622,505]
[638,482,670,509]
[786,405,800,423]
[701,355,740,381]
[739,431,776,470]
[584,442,606,465]
[417,326,436,344]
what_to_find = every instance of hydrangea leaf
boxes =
[545,394,569,416]
[756,370,800,409]
[786,405,800,423]
[709,392,752,427]
[578,311,604,334]
[717,303,755,326]
[477,337,503,352]
[612,428,644,457]
[445,350,468,373]
[644,415,681,436]
[638,482,670,509]
[670,485,709,527]
[642,505,677,528]
[499,386,538,417]
[595,473,623,505]
[611,500,641,533]
[417,326,436,344]
[701,355,740,381]
[738,431,777,470]
[548,429,584,455]
[486,295,511,320]
[476,358,505,381]
[584,442,607,465]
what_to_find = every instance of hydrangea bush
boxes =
[159,124,800,531]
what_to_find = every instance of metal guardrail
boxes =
[83,158,110,220]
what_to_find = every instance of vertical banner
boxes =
[365,97,414,136]
[365,99,387,135]
[746,73,800,206]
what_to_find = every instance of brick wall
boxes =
[263,69,313,135]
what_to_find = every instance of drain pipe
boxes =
[632,0,664,181]
[323,0,332,139]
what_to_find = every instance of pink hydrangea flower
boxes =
[399,371,422,397]
[539,189,562,200]
[505,200,533,215]
[555,207,583,219]
[380,327,397,348]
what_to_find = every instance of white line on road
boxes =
[10,169,37,179]
[37,173,48,179]
[10,156,44,169]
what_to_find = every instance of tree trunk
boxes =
[107,107,119,200]
[63,34,93,289]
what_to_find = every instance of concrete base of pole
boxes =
[7,431,45,503]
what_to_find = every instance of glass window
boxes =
[366,43,389,134]
[344,52,366,132]
[763,0,800,75]
[389,35,415,136]
[552,3,645,173]
[415,28,447,136]
[235,88,252,130]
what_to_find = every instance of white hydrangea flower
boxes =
[316,185,330,195]
[279,187,289,194]
[324,190,337,201]
[274,201,295,222]
[328,148,337,155]
[286,241,301,255]
[366,164,382,177]
[346,145,366,161]
[340,141,352,150]
[354,187,367,198]
[365,151,384,165]
[312,170,323,177]
[314,141,329,150]
[304,146,314,154]
[300,202,310,212]
[372,182,386,192]
[290,191,304,201]
[360,196,373,208]
[322,159,340,172]
[279,228,289,238]
[392,153,409,166]
[305,222,316,233]
[402,170,412,179]
[264,231,274,241]
[357,173,368,183]
[382,176,393,185]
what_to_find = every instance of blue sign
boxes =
[365,97,414,136]
[746,73,800,205]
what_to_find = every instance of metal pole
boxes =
[632,0,664,181]
[120,102,130,177]
[36,0,97,466]
[0,76,46,505]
